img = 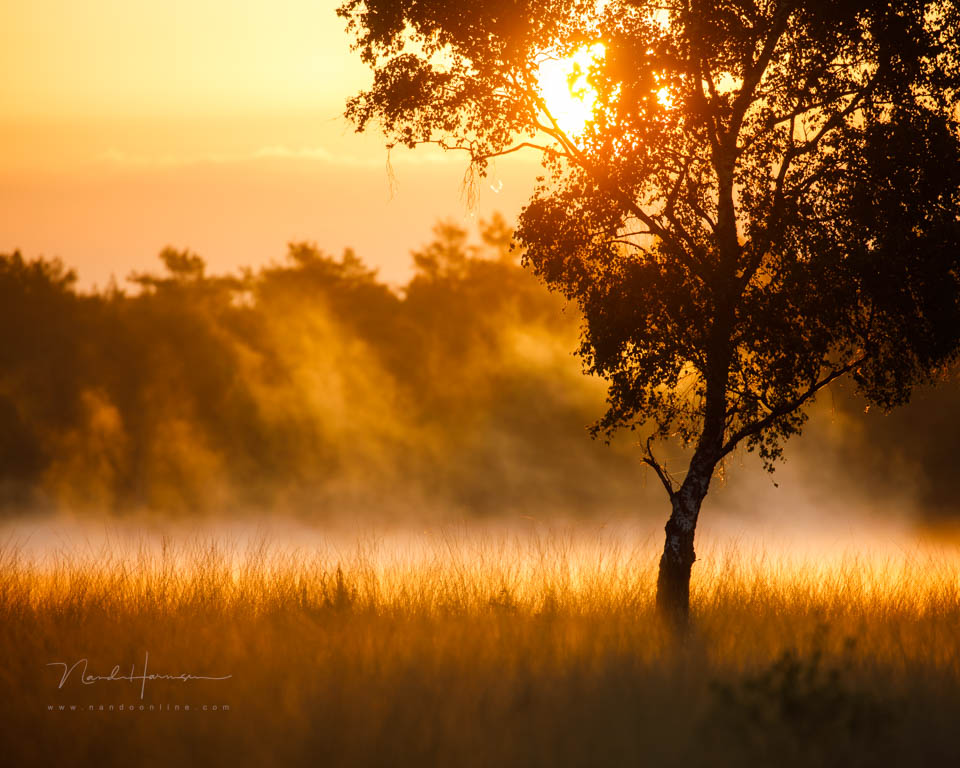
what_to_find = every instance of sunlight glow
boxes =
[656,86,674,109]
[536,43,606,137]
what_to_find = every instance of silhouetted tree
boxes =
[0,252,85,495]
[338,0,960,624]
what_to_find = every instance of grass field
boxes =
[3,522,960,767]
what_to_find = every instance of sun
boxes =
[536,43,605,137]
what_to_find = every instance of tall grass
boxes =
[3,525,959,767]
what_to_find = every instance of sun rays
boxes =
[536,43,606,137]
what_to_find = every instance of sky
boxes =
[0,0,538,288]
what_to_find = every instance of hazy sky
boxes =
[1,0,537,287]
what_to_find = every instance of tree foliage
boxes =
[339,0,960,489]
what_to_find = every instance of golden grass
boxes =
[3,525,960,767]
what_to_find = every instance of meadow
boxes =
[2,522,959,767]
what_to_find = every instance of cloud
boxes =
[96,143,476,170]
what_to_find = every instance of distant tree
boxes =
[339,0,960,624]
[0,252,84,494]
[129,247,247,296]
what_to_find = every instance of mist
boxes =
[2,214,958,531]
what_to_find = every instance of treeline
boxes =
[0,216,646,517]
[2,216,959,520]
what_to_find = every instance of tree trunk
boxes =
[655,288,730,627]
[656,464,711,628]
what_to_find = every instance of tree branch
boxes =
[739,61,889,290]
[728,0,796,141]
[642,436,676,499]
[719,356,865,458]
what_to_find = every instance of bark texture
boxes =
[655,458,714,628]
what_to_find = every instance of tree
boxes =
[338,0,960,625]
